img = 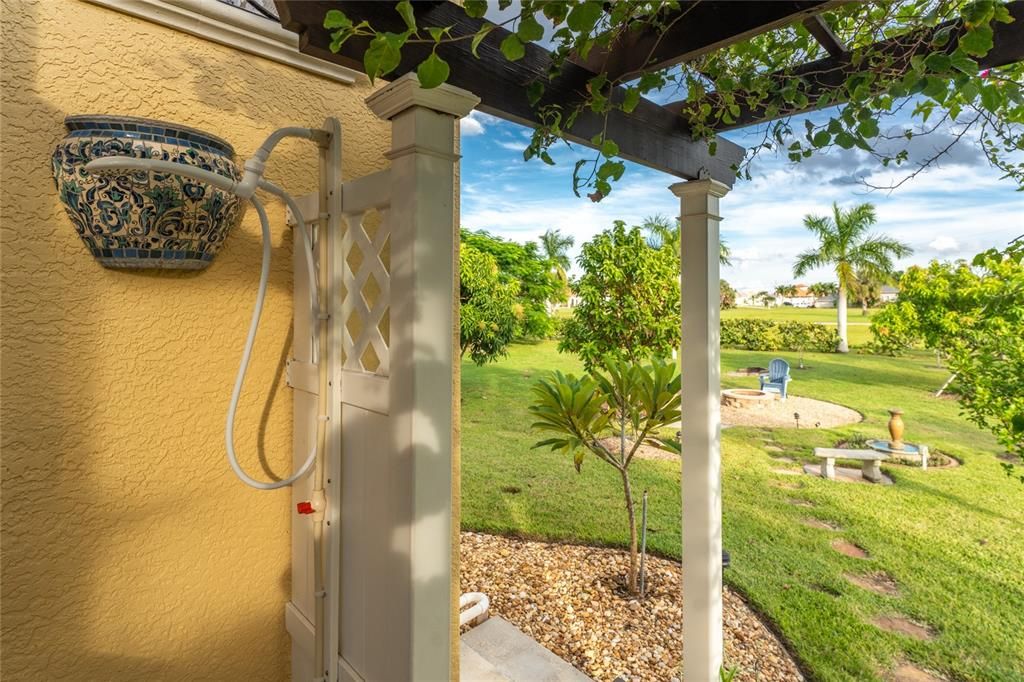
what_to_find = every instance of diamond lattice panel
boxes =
[341,209,390,375]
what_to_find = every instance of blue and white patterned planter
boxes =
[52,115,244,269]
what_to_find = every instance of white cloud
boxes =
[928,236,959,252]
[460,110,503,137]
[460,111,485,137]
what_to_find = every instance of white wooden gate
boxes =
[285,78,476,681]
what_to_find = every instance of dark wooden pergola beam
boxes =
[668,0,1024,131]
[578,1,840,81]
[802,15,846,57]
[276,0,746,185]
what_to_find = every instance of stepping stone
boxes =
[772,480,801,490]
[461,616,594,681]
[831,538,869,559]
[871,615,935,641]
[788,498,815,508]
[764,444,785,452]
[773,468,801,476]
[771,456,796,463]
[802,518,841,531]
[888,663,948,681]
[845,572,898,596]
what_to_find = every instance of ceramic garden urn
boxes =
[52,115,244,269]
[888,409,905,450]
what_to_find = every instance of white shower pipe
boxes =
[85,127,333,682]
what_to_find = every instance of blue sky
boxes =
[459,107,1023,292]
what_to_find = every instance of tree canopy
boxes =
[560,221,680,369]
[461,228,560,339]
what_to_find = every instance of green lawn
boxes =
[723,306,877,347]
[461,341,1024,681]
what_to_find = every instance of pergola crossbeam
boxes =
[802,15,846,57]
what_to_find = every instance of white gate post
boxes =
[671,178,730,681]
[367,74,478,682]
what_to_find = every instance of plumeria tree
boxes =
[322,1,1024,198]
[793,202,912,352]
[529,355,681,594]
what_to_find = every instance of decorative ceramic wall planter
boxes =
[52,115,244,269]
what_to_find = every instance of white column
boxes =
[367,74,478,682]
[671,178,730,681]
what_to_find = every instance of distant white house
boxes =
[735,290,763,307]
[880,285,899,303]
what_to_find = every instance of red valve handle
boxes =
[296,501,315,514]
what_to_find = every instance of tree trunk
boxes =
[620,468,638,594]
[837,284,849,353]
[861,297,869,316]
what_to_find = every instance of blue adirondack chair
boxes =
[759,358,792,400]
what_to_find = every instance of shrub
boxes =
[547,316,568,340]
[720,319,838,352]
[868,301,920,356]
[460,244,520,365]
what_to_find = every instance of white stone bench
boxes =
[814,448,888,483]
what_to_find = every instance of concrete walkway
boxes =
[460,617,593,682]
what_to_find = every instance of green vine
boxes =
[324,1,1023,197]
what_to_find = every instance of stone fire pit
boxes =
[722,388,774,409]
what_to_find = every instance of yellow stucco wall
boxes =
[0,1,390,679]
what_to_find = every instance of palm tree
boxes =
[539,228,573,272]
[807,281,838,307]
[793,202,912,352]
[774,284,798,298]
[755,290,773,307]
[808,281,838,298]
[641,213,732,265]
[539,228,574,307]
[849,266,891,315]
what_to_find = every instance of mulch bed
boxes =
[460,532,803,681]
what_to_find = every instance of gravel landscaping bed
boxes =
[460,532,803,681]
